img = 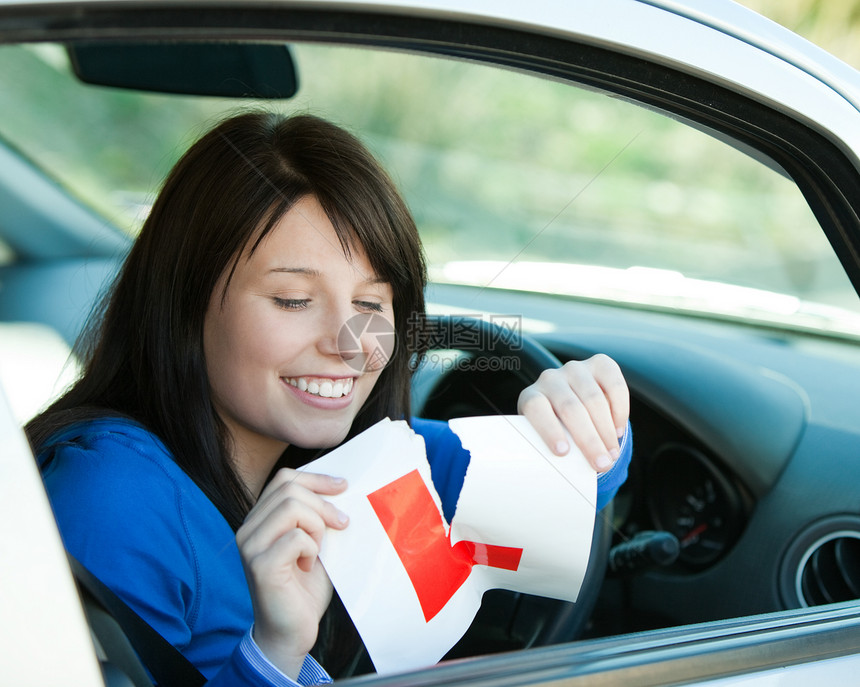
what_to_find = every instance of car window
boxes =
[1,41,858,334]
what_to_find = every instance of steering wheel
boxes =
[412,315,613,657]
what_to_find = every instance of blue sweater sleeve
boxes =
[39,421,331,687]
[596,422,632,511]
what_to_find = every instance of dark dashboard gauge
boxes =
[647,444,745,567]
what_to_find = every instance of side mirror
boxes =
[67,42,298,98]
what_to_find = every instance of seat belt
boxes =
[69,554,207,687]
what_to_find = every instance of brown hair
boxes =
[27,112,428,532]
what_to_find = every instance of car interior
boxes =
[2,8,860,684]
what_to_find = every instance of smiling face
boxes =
[203,195,395,479]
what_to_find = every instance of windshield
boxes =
[2,41,858,334]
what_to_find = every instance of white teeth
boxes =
[286,377,353,398]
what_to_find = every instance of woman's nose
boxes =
[316,307,360,360]
[319,311,395,373]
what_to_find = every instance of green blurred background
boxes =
[2,0,860,314]
[742,0,860,67]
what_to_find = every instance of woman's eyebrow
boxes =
[269,266,388,287]
[268,267,321,277]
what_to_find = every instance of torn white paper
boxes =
[308,416,596,675]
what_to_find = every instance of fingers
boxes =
[238,469,349,567]
[248,468,348,530]
[239,491,324,556]
[246,522,323,575]
[586,353,630,439]
[236,468,347,674]
[518,354,629,472]
[263,467,348,498]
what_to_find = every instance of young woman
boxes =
[28,112,631,686]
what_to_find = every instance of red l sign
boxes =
[368,469,524,622]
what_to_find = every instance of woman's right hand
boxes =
[236,468,349,680]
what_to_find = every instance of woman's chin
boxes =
[285,422,353,451]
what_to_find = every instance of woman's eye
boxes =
[274,297,309,311]
[355,300,384,313]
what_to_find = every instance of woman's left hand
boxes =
[517,354,629,473]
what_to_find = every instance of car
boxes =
[2,0,860,684]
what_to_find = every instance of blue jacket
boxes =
[39,416,631,686]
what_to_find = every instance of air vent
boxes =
[796,532,860,607]
[780,516,860,609]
